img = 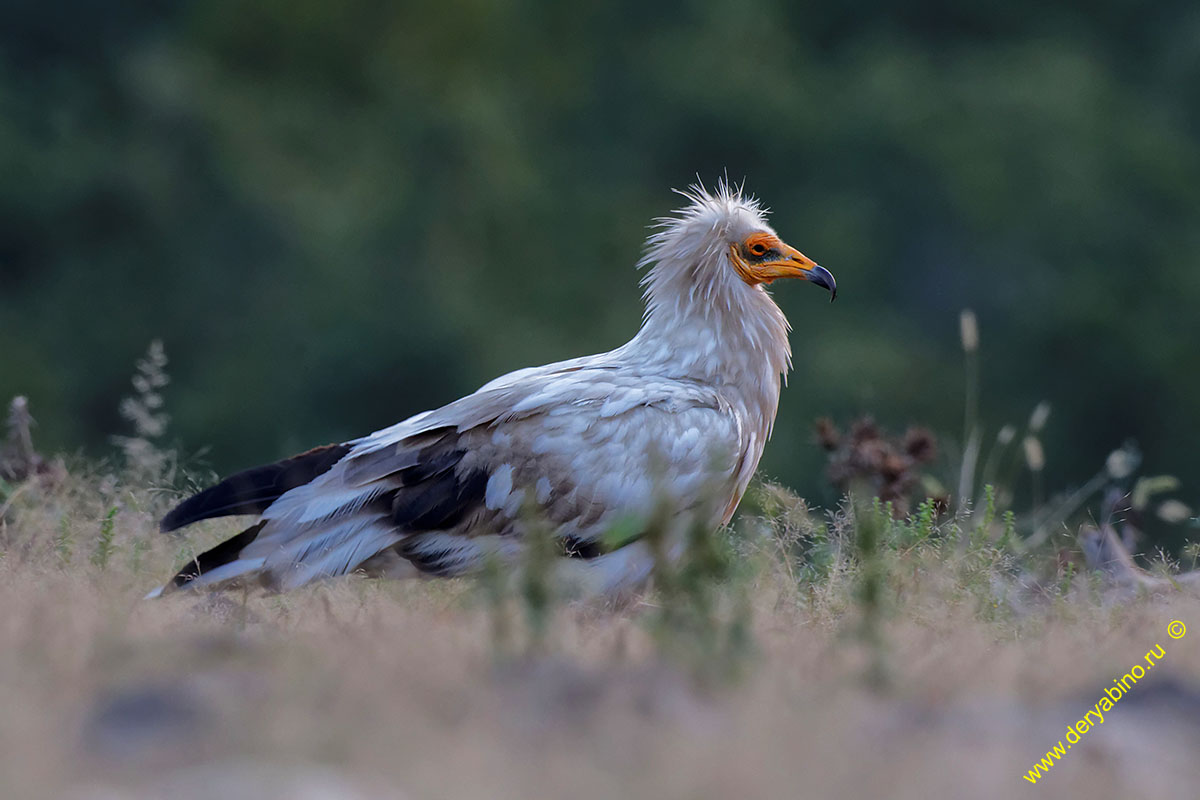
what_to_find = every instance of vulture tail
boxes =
[144,521,268,598]
[160,443,352,532]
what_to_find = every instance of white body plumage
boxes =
[148,183,834,598]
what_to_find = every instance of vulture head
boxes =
[638,182,836,325]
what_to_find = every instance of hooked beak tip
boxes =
[809,264,837,302]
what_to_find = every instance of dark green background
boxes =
[3,0,1198,514]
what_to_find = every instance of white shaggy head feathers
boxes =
[638,180,775,320]
[632,180,793,385]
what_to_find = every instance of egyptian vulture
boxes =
[147,183,836,598]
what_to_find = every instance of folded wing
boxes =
[152,364,747,596]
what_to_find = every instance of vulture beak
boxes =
[755,243,838,302]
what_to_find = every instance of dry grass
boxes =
[2,458,1200,800]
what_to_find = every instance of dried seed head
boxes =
[1028,402,1051,433]
[1023,436,1045,472]
[849,417,880,443]
[959,309,979,353]
[903,427,937,463]
[1105,448,1137,480]
[1157,500,1193,524]
[996,424,1016,446]
[814,417,840,451]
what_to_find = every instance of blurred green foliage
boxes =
[2,0,1198,511]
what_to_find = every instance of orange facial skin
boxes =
[729,232,822,286]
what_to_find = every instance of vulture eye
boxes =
[747,241,769,257]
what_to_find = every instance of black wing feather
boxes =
[169,521,266,588]
[160,443,352,532]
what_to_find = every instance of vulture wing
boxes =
[151,362,747,596]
